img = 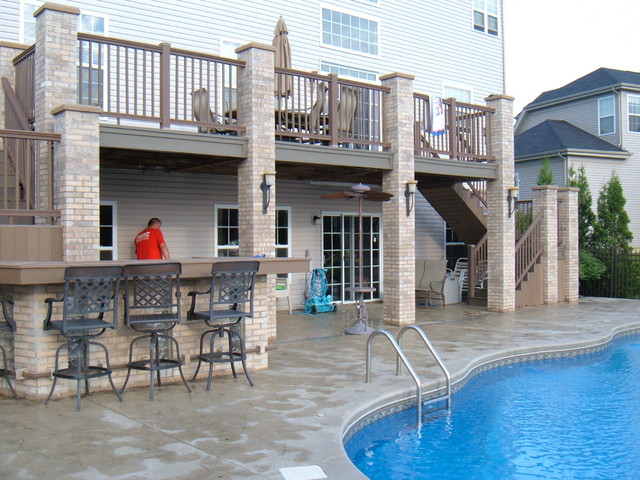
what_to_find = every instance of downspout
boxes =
[558,153,568,186]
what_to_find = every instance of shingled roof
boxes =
[526,68,640,108]
[515,119,628,159]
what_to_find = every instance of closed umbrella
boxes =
[273,16,292,97]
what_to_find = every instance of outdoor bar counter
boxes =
[0,257,311,400]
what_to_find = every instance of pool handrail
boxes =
[366,329,423,425]
[397,324,451,409]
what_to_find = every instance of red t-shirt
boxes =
[135,228,166,260]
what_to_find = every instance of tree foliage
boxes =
[537,157,554,185]
[592,172,633,252]
[567,165,596,248]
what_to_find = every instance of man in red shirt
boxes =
[135,218,171,260]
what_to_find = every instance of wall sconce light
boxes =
[312,215,321,225]
[507,186,520,217]
[261,171,276,214]
[405,180,418,216]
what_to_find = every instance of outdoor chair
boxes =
[275,276,292,315]
[120,263,191,400]
[191,87,235,134]
[336,85,358,141]
[43,266,124,411]
[0,297,18,398]
[187,261,259,391]
[427,275,447,308]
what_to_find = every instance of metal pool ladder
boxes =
[365,325,451,425]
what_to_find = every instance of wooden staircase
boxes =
[417,181,487,245]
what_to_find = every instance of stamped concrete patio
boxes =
[1,297,639,480]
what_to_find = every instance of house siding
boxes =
[1,0,504,104]
[101,169,447,305]
[515,156,565,200]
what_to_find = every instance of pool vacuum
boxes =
[304,268,337,314]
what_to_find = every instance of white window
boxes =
[215,206,239,257]
[214,206,291,258]
[443,84,472,103]
[473,0,499,36]
[319,61,378,82]
[21,1,108,43]
[598,96,616,135]
[99,202,117,260]
[628,95,640,133]
[321,7,379,56]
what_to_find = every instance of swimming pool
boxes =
[345,333,640,479]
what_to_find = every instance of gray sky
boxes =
[504,0,640,115]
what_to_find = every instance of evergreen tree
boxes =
[537,157,554,185]
[593,172,633,252]
[567,165,596,248]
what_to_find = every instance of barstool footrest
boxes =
[127,358,183,371]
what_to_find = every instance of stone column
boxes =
[532,186,558,304]
[0,42,30,128]
[52,105,102,262]
[485,95,516,312]
[33,3,80,133]
[558,187,579,302]
[235,43,276,367]
[381,73,416,326]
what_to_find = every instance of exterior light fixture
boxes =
[312,215,321,225]
[507,186,520,218]
[405,180,418,216]
[261,172,276,214]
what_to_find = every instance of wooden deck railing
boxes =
[273,69,390,150]
[12,45,35,127]
[515,211,543,288]
[515,200,533,241]
[414,94,494,162]
[466,179,487,207]
[468,234,488,298]
[0,129,60,222]
[77,33,245,133]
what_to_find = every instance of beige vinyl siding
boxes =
[1,0,503,105]
[414,193,445,259]
[102,170,446,305]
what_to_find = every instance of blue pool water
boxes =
[346,335,640,479]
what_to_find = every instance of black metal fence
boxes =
[580,248,640,299]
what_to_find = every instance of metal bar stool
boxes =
[187,261,259,391]
[0,297,18,399]
[120,263,191,400]
[43,266,124,411]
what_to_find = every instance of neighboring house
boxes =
[515,67,640,248]
[0,0,573,322]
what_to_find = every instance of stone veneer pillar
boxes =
[485,95,516,312]
[33,3,80,133]
[53,105,102,261]
[558,187,579,302]
[235,43,276,366]
[0,42,29,129]
[532,186,559,303]
[380,73,416,326]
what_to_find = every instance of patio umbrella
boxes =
[272,16,292,97]
[321,183,393,335]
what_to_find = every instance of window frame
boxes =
[598,95,616,136]
[472,0,499,36]
[214,205,240,257]
[628,94,640,133]
[442,83,473,104]
[319,5,381,57]
[319,61,378,82]
[99,201,117,261]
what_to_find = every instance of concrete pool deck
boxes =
[1,297,639,479]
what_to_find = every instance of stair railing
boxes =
[515,211,544,288]
[468,233,488,298]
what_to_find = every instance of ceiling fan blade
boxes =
[320,192,354,199]
[362,191,393,201]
